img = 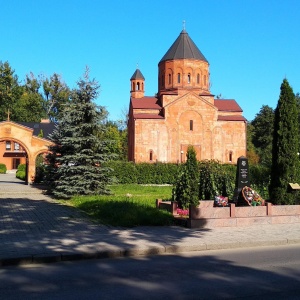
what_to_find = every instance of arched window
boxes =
[142,82,144,91]
[229,151,233,162]
[187,73,191,84]
[177,73,181,84]
[204,75,207,86]
[132,82,135,91]
[137,82,140,90]
[190,120,193,131]
[168,74,172,85]
[197,73,200,84]
[149,150,153,161]
[6,141,11,150]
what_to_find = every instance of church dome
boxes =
[159,30,208,63]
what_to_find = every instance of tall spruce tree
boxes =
[269,79,300,204]
[45,70,114,198]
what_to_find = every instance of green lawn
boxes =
[69,184,175,227]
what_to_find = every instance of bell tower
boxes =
[130,68,145,98]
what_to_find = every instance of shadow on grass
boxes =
[77,199,176,227]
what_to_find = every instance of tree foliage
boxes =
[0,61,23,120]
[251,105,274,166]
[246,123,260,165]
[0,63,70,123]
[45,69,115,198]
[269,79,300,204]
[42,73,70,122]
[99,121,128,161]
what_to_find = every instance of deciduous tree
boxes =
[42,73,70,122]
[0,61,22,120]
[251,105,274,166]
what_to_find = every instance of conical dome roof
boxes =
[130,69,145,80]
[159,30,208,63]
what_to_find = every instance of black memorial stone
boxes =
[232,156,250,206]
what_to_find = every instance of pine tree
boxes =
[269,79,300,204]
[45,69,115,198]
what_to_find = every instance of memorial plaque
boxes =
[232,156,250,206]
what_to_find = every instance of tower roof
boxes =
[159,30,208,63]
[130,69,145,80]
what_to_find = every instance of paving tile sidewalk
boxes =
[1,173,300,266]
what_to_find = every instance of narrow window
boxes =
[161,74,165,88]
[197,73,200,84]
[177,73,181,84]
[6,141,11,150]
[168,74,171,84]
[187,73,191,84]
[229,151,233,162]
[14,143,20,151]
[142,82,144,91]
[137,82,140,90]
[149,150,153,161]
[204,75,207,86]
[190,120,193,131]
[132,82,135,91]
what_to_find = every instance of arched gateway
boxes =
[0,120,54,184]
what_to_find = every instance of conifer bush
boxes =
[172,146,200,209]
[269,79,300,204]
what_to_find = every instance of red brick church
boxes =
[128,29,246,163]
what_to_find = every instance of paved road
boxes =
[1,245,300,299]
[1,173,300,266]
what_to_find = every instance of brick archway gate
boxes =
[0,121,53,184]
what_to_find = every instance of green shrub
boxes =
[105,161,180,184]
[105,160,270,202]
[0,163,7,174]
[106,161,137,183]
[249,164,270,200]
[16,164,26,181]
[34,165,46,183]
[199,160,235,200]
[33,154,46,184]
[172,146,200,209]
[17,164,26,172]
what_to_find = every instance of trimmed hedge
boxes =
[106,161,182,184]
[106,160,270,200]
[0,163,7,174]
[16,164,26,181]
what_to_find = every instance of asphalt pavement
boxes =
[1,173,300,266]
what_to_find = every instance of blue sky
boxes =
[1,0,300,122]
